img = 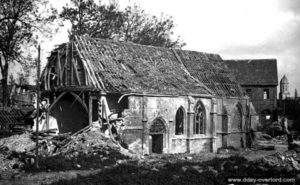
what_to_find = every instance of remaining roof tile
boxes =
[174,50,244,97]
[45,35,244,97]
[73,35,211,95]
[224,59,278,86]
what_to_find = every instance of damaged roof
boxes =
[224,59,278,86]
[46,35,244,97]
[72,35,211,96]
[174,50,244,97]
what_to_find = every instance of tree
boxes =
[60,0,185,48]
[60,0,124,39]
[0,0,57,106]
[121,6,184,48]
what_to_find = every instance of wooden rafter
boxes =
[87,40,106,89]
[57,51,62,86]
[88,92,92,126]
[69,91,88,113]
[75,36,101,88]
[47,66,51,90]
[76,38,94,86]
[71,57,81,86]
[74,41,94,87]
[64,43,68,86]
[70,42,74,85]
[48,91,88,113]
[44,68,48,90]
[48,91,67,111]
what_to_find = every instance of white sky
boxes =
[36,0,300,94]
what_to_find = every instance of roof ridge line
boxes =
[76,35,220,57]
[224,58,277,61]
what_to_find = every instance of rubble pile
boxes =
[261,150,300,172]
[252,132,290,150]
[272,135,288,145]
[0,129,131,179]
[0,150,24,179]
[0,133,35,179]
[0,132,35,153]
[252,132,275,150]
[34,130,129,171]
[58,129,118,154]
[52,152,300,185]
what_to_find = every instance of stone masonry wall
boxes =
[122,95,214,154]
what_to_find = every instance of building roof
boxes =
[45,35,244,97]
[280,75,288,84]
[71,35,211,96]
[224,59,278,86]
[174,50,243,97]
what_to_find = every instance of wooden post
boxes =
[65,44,68,86]
[44,68,48,90]
[82,92,85,105]
[98,96,102,128]
[46,97,50,130]
[47,67,51,90]
[70,42,74,85]
[88,92,93,126]
[72,57,81,86]
[57,51,62,86]
[35,45,41,169]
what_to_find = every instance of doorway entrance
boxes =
[51,92,88,133]
[151,134,163,154]
[149,118,166,154]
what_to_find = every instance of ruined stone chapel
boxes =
[41,35,259,154]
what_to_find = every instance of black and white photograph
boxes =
[0,0,300,184]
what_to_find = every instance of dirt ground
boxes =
[1,145,299,185]
[1,129,299,185]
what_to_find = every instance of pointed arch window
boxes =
[194,101,205,134]
[175,107,184,135]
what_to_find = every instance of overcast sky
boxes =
[40,0,300,94]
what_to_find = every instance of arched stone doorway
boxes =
[50,92,88,133]
[149,118,166,154]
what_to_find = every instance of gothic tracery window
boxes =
[194,101,205,134]
[175,107,184,135]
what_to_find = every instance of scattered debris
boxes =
[272,135,288,145]
[0,127,136,180]
[0,126,299,184]
[261,150,300,172]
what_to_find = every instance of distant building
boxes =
[224,59,278,126]
[279,75,290,100]
[277,75,300,131]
